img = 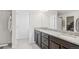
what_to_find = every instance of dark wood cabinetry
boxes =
[34,30,38,44]
[34,30,79,49]
[34,30,42,47]
[41,33,49,49]
[49,41,60,49]
[41,43,48,49]
[42,37,48,46]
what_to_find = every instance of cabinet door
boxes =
[34,30,38,44]
[34,30,42,47]
[42,43,48,49]
[37,32,41,47]
[60,46,68,49]
[42,32,48,38]
[50,41,60,49]
[42,37,48,46]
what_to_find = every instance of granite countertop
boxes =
[35,27,79,45]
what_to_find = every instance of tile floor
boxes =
[14,39,40,49]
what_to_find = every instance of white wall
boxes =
[29,11,50,43]
[47,11,58,29]
[0,10,12,44]
[15,10,58,43]
[29,11,50,28]
[58,11,79,32]
[29,10,58,43]
[16,10,51,43]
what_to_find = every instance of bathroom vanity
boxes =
[34,28,79,49]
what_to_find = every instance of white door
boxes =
[16,11,29,40]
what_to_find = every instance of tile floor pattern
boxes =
[14,39,40,49]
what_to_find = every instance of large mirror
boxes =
[66,16,74,31]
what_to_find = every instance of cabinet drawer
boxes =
[42,37,48,46]
[50,41,60,49]
[42,32,48,38]
[42,43,48,49]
